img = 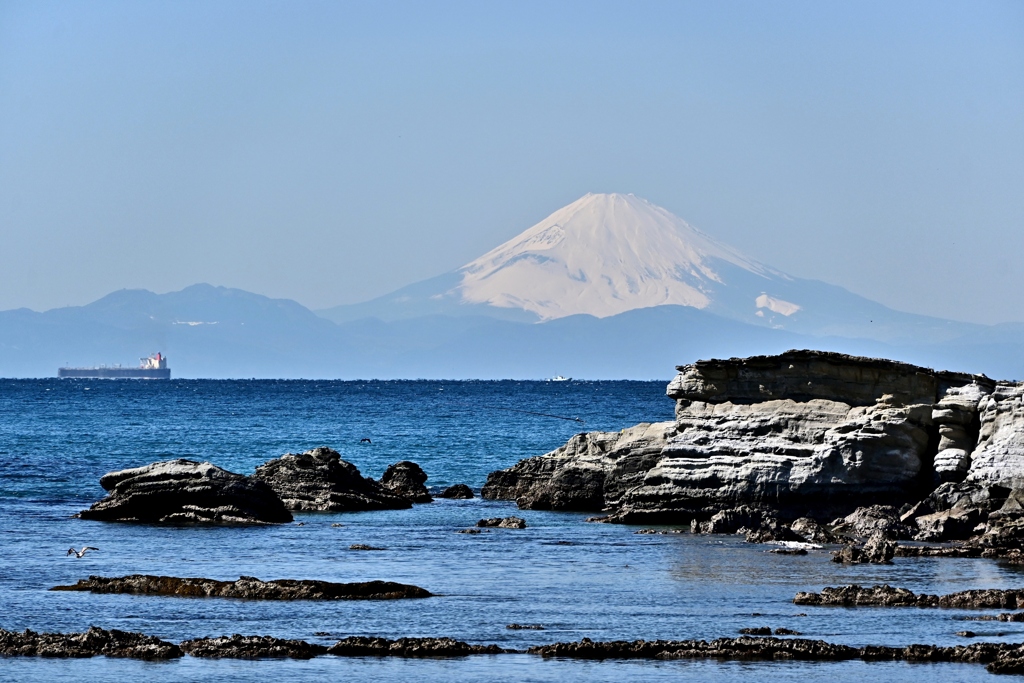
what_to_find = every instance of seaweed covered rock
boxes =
[0,626,181,659]
[381,461,433,503]
[253,447,411,512]
[79,459,292,525]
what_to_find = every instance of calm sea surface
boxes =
[0,379,1020,682]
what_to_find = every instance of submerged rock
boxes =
[439,484,474,499]
[0,626,181,659]
[79,459,292,525]
[381,461,433,503]
[51,574,432,600]
[327,636,509,657]
[253,447,411,512]
[180,635,327,659]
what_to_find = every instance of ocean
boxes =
[0,379,1019,681]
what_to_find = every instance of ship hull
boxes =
[57,368,171,379]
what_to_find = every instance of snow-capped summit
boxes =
[319,193,978,345]
[456,192,793,321]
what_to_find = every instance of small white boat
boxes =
[548,375,572,382]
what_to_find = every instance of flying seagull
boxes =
[67,546,99,558]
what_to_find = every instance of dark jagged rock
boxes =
[789,517,836,544]
[253,447,411,512]
[456,528,483,534]
[439,484,474,499]
[830,506,910,540]
[326,636,509,657]
[349,544,386,551]
[477,516,527,529]
[381,461,433,503]
[527,635,1024,674]
[739,627,772,635]
[506,624,545,630]
[794,584,1024,609]
[78,459,292,525]
[831,531,897,564]
[774,628,801,635]
[51,574,432,600]
[0,626,181,659]
[180,634,327,659]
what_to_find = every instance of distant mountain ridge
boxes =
[2,194,1021,379]
[318,193,980,345]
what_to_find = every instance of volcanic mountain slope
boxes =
[319,193,978,345]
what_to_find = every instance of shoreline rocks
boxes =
[51,574,432,601]
[477,516,527,529]
[253,447,411,512]
[0,626,181,659]
[439,484,474,499]
[181,635,327,659]
[794,584,1024,609]
[327,636,509,657]
[79,459,293,525]
[381,461,433,503]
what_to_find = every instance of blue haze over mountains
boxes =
[2,194,1022,380]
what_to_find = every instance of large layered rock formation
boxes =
[484,350,1024,529]
[79,459,293,525]
[253,447,411,511]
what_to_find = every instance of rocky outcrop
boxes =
[831,531,896,564]
[529,636,1024,674]
[79,459,292,525]
[326,636,509,657]
[0,627,181,659]
[794,584,1024,609]
[51,574,432,600]
[381,461,433,503]
[439,484,474,499]
[180,635,327,659]
[484,351,1019,527]
[477,516,527,529]
[253,447,411,512]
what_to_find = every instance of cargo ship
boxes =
[58,353,171,379]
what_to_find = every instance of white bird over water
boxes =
[67,546,99,558]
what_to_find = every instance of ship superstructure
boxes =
[58,353,171,379]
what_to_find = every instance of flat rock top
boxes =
[51,574,432,600]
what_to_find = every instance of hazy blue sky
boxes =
[1,1,1022,323]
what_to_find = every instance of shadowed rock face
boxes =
[483,350,1012,525]
[253,447,411,512]
[439,484,474,499]
[381,461,433,503]
[51,574,432,600]
[0,626,181,659]
[79,459,292,525]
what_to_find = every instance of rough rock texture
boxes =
[79,459,292,525]
[0,627,181,659]
[967,383,1024,488]
[831,531,897,564]
[830,506,909,539]
[252,447,411,511]
[180,635,327,659]
[477,516,527,529]
[481,422,675,511]
[790,517,836,544]
[51,574,432,600]
[530,637,1024,674]
[794,584,1024,609]
[381,461,433,503]
[439,484,474,499]
[484,351,995,523]
[326,636,509,657]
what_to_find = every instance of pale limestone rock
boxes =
[967,383,1024,488]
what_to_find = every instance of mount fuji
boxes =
[319,193,977,345]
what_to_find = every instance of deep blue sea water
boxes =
[0,379,1021,682]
